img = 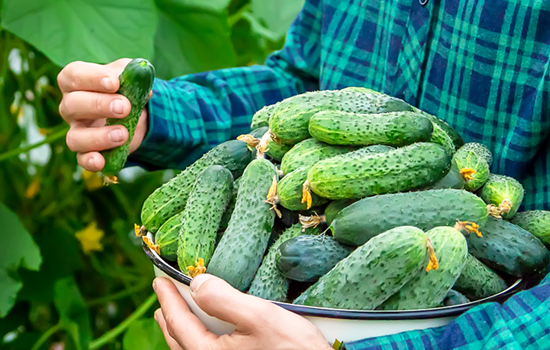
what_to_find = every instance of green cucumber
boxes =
[207,159,279,291]
[218,177,242,232]
[275,235,353,283]
[443,290,470,306]
[324,199,357,226]
[429,162,466,190]
[249,126,269,139]
[269,89,414,145]
[176,165,233,273]
[453,254,508,300]
[430,122,456,154]
[307,142,451,200]
[251,105,276,129]
[479,174,524,219]
[331,189,488,246]
[140,140,253,233]
[277,167,328,211]
[293,226,432,310]
[101,58,155,183]
[308,110,433,147]
[460,142,493,166]
[511,211,550,246]
[280,138,352,175]
[378,226,468,310]
[266,133,293,161]
[453,143,490,191]
[248,224,320,301]
[463,216,549,277]
[154,210,185,261]
[414,109,464,150]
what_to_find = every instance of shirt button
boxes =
[420,0,428,5]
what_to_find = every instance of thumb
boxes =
[190,274,276,328]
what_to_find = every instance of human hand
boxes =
[57,58,149,172]
[153,275,333,350]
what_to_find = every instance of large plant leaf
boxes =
[0,202,41,317]
[250,0,304,40]
[123,318,170,350]
[54,277,92,350]
[0,0,158,67]
[152,0,237,80]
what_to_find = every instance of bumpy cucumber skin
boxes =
[378,227,468,310]
[219,177,241,232]
[251,105,276,129]
[308,142,452,200]
[428,163,466,190]
[140,140,252,233]
[430,122,456,155]
[443,290,470,306]
[207,159,279,291]
[266,134,293,161]
[154,210,186,261]
[324,199,357,226]
[464,216,549,277]
[248,224,320,301]
[331,189,488,246]
[280,138,352,175]
[460,142,493,166]
[269,89,414,145]
[176,166,233,272]
[511,211,550,246]
[101,59,154,177]
[479,174,524,219]
[454,143,490,191]
[293,226,430,310]
[414,109,464,150]
[308,110,433,147]
[278,167,328,211]
[453,254,508,300]
[275,235,353,283]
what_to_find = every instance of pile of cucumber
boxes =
[138,87,550,311]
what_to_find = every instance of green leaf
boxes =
[0,0,158,67]
[250,0,304,39]
[54,277,92,350]
[122,318,170,350]
[0,202,41,317]
[152,0,237,80]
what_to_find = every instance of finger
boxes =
[154,309,185,350]
[190,274,276,329]
[154,277,216,349]
[66,124,128,153]
[58,60,125,93]
[59,91,131,123]
[76,152,105,172]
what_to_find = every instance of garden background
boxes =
[0,0,303,349]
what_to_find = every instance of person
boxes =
[57,0,550,348]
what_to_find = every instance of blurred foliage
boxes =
[0,0,303,349]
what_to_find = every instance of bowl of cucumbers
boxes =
[137,87,548,345]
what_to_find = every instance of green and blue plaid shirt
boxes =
[130,0,550,348]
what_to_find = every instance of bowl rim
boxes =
[142,235,525,320]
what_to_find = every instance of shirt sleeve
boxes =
[343,273,550,350]
[127,0,323,170]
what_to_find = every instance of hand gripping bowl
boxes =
[142,232,525,344]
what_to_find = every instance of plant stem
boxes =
[0,125,68,162]
[30,322,62,350]
[86,281,150,307]
[88,293,158,350]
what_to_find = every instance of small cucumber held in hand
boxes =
[101,58,155,184]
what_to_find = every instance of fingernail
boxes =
[110,99,123,115]
[190,274,211,293]
[109,128,124,142]
[87,157,95,169]
[152,279,158,292]
[101,77,114,91]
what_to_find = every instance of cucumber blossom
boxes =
[101,59,155,184]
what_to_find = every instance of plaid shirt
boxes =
[130,1,550,348]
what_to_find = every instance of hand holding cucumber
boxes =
[153,275,333,350]
[58,58,152,174]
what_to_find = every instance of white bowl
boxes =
[143,233,524,344]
